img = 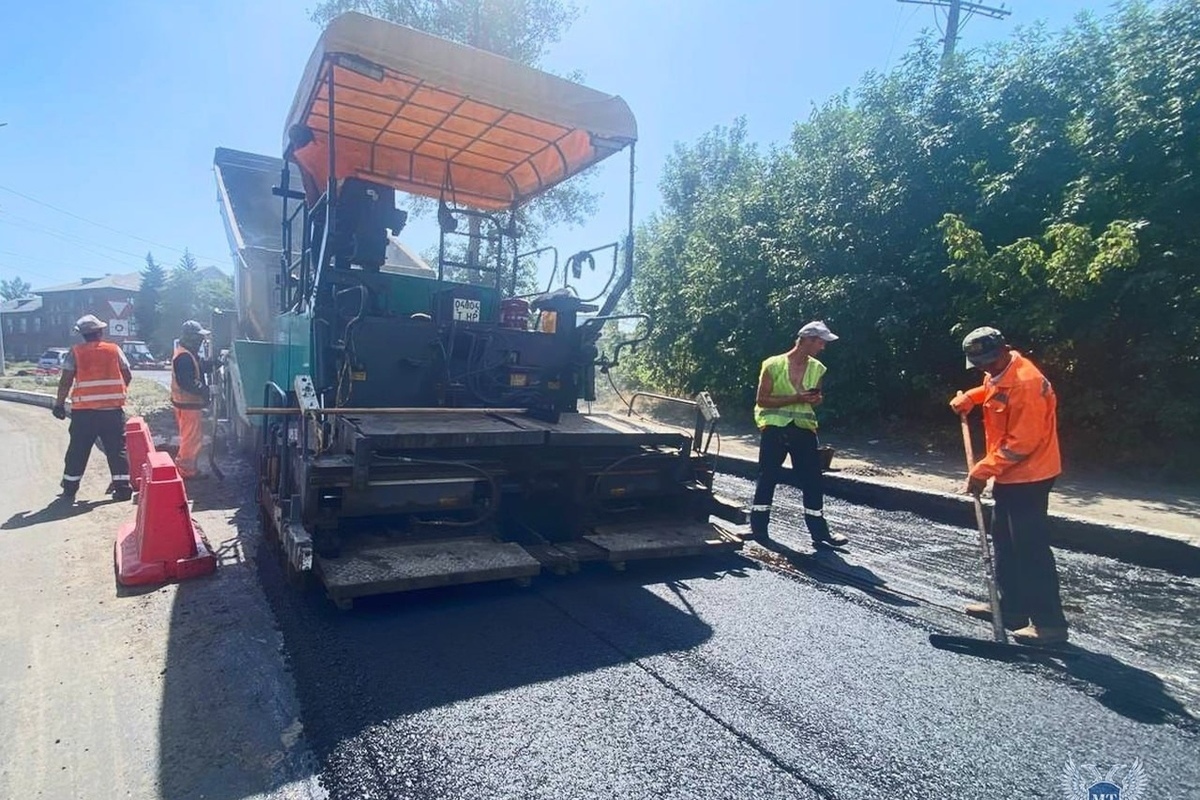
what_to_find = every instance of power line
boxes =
[0,182,225,263]
[896,0,1011,61]
[2,212,152,260]
[0,216,148,269]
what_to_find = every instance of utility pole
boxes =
[897,0,1011,62]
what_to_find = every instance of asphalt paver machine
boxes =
[213,13,744,607]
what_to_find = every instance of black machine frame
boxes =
[235,28,742,608]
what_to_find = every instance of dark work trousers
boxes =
[61,408,130,495]
[991,477,1068,629]
[750,423,830,540]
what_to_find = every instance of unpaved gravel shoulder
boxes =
[0,401,324,800]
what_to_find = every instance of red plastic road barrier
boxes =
[124,416,155,492]
[115,451,216,586]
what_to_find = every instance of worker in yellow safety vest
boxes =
[749,321,849,548]
[51,315,133,502]
[170,320,212,479]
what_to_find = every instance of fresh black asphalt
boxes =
[257,474,1200,799]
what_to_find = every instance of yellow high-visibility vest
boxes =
[753,354,826,431]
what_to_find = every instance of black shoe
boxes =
[813,532,850,548]
[111,485,133,502]
[964,603,1029,631]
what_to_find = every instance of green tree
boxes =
[0,276,31,300]
[137,252,166,352]
[628,0,1200,477]
[196,276,234,321]
[158,249,203,354]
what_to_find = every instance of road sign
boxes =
[109,319,130,337]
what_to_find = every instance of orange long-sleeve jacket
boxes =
[960,351,1062,484]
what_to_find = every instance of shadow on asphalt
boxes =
[756,538,920,608]
[929,635,1197,730]
[156,490,319,800]
[1,496,122,530]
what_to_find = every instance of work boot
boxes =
[805,511,848,547]
[964,602,1029,631]
[1011,624,1069,645]
[110,481,133,503]
[748,507,771,542]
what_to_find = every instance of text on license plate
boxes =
[453,298,481,322]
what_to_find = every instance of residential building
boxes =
[0,273,141,361]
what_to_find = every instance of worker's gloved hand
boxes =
[949,394,975,415]
[965,475,987,496]
[51,404,67,420]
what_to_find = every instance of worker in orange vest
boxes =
[950,326,1068,645]
[51,315,133,502]
[171,320,212,479]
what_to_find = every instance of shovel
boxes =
[207,388,225,482]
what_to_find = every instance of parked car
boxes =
[120,340,166,369]
[36,348,69,373]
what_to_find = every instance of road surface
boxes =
[0,401,1196,799]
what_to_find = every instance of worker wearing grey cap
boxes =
[950,326,1068,644]
[51,315,134,502]
[749,321,849,548]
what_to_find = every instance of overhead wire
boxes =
[0,182,225,263]
[0,215,148,270]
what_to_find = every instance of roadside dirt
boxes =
[0,401,322,800]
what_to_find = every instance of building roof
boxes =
[0,296,43,314]
[35,273,142,293]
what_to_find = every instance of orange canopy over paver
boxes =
[285,12,638,210]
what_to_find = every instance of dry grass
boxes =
[0,376,170,418]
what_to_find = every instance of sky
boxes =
[0,0,1111,299]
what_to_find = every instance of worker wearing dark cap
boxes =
[51,314,133,502]
[950,326,1068,644]
[171,320,212,479]
[749,321,850,548]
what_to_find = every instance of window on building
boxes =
[19,318,27,333]
[34,317,42,332]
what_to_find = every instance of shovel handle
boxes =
[958,392,1007,644]
[957,392,976,470]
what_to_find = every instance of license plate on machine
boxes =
[453,298,481,322]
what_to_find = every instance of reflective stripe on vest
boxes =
[753,354,826,431]
[69,342,126,410]
[171,346,207,409]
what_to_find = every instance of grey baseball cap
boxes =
[797,320,838,342]
[75,314,107,334]
[181,319,211,337]
[962,326,1006,368]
